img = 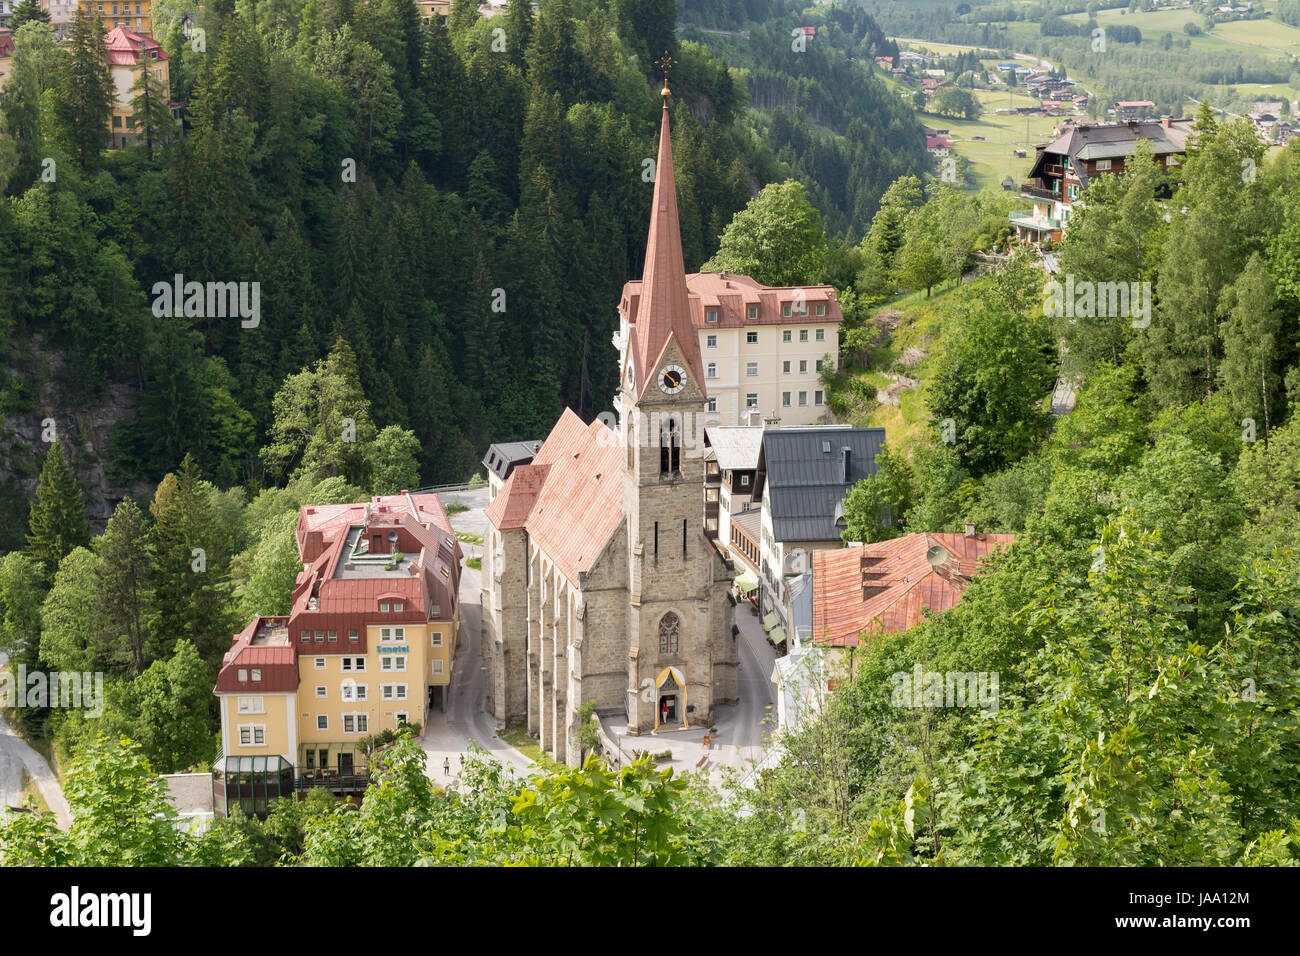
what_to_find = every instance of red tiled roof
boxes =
[484,462,551,531]
[486,409,624,581]
[811,532,1016,647]
[621,272,842,331]
[103,26,168,66]
[214,617,298,693]
[627,97,705,400]
[927,137,953,149]
[0,32,15,59]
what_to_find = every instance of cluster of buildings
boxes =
[210,73,1014,818]
[0,0,178,150]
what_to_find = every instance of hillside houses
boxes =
[1012,118,1194,245]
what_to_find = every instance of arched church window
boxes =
[658,612,680,655]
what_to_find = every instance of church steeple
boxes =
[629,80,704,402]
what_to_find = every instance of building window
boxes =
[815,327,825,340]
[705,309,718,323]
[432,659,444,675]
[314,630,324,643]
[746,330,758,345]
[316,715,328,731]
[706,334,717,349]
[782,303,792,317]
[747,304,758,319]
[379,602,390,613]
[746,393,759,409]
[393,602,404,612]
[236,696,263,714]
[342,713,369,734]
[1096,159,1111,170]
[382,655,407,671]
[816,359,824,372]
[707,397,718,413]
[658,612,680,654]
[746,362,759,377]
[237,669,247,682]
[300,630,310,643]
[782,391,792,408]
[327,630,338,643]
[238,725,265,747]
[782,360,791,375]
[799,391,808,407]
[740,474,750,487]
[815,305,826,317]
[707,362,717,379]
[342,683,368,701]
[799,329,809,343]
[348,629,359,642]
[782,330,792,343]
[799,360,808,374]
[251,669,261,683]
[431,632,443,647]
[382,684,409,701]
[815,389,825,406]
[314,657,326,670]
[315,686,327,698]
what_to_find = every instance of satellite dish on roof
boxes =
[926,545,948,568]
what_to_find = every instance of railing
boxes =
[1019,183,1057,202]
[414,478,489,495]
[295,769,371,794]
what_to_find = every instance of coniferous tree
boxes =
[129,59,175,160]
[26,440,91,585]
[60,9,114,173]
[99,498,153,676]
[9,0,50,30]
[148,455,235,664]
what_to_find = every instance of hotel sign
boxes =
[377,646,410,654]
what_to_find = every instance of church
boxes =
[481,81,739,766]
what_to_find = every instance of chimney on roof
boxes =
[840,447,851,483]
[763,414,780,430]
[1162,117,1171,128]
[964,521,976,537]
[401,489,409,495]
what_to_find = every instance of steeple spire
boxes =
[630,66,704,402]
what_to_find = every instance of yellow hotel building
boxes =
[80,0,152,34]
[213,493,462,817]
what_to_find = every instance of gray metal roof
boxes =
[705,426,764,472]
[482,440,544,480]
[755,427,886,542]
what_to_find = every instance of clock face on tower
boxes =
[659,365,687,395]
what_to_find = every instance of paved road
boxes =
[0,705,71,829]
[420,489,534,784]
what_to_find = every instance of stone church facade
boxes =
[481,86,739,766]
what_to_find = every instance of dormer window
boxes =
[379,602,390,612]
[705,309,718,323]
[782,302,792,317]
[393,601,404,612]
[250,668,262,682]
[747,304,758,320]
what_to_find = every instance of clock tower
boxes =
[617,78,736,734]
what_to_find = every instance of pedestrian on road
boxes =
[443,757,451,776]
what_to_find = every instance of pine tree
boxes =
[99,498,153,675]
[61,9,114,173]
[26,439,91,585]
[148,455,235,664]
[129,58,175,160]
[9,0,50,30]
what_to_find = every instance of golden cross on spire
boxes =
[654,51,677,102]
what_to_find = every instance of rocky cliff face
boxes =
[0,337,154,548]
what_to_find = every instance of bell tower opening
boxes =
[659,415,681,475]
